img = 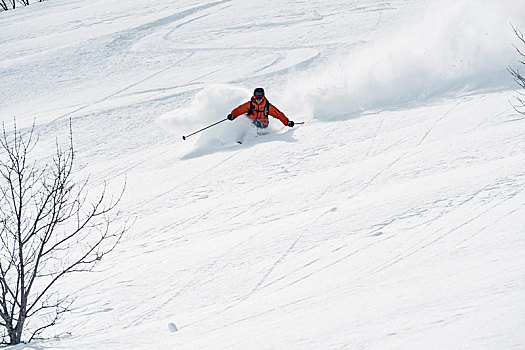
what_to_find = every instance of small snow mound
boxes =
[168,322,178,333]
[311,10,323,21]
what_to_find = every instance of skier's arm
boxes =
[269,104,289,126]
[230,102,251,119]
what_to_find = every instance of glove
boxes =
[227,113,235,121]
[287,120,294,127]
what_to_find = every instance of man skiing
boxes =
[227,88,295,129]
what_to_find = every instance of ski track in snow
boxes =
[369,181,524,275]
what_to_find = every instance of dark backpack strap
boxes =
[248,101,255,115]
[264,100,270,118]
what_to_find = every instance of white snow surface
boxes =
[2,0,525,349]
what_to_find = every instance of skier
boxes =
[227,88,295,129]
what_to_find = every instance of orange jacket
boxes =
[231,97,289,127]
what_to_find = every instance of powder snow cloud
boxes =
[284,0,525,120]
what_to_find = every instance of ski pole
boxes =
[182,118,228,140]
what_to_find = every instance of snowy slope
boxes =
[1,0,525,349]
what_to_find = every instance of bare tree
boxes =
[0,0,16,10]
[0,120,127,345]
[1,0,14,10]
[509,25,525,115]
[0,0,37,10]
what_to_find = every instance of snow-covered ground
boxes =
[2,0,525,349]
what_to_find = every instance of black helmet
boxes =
[253,87,265,97]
